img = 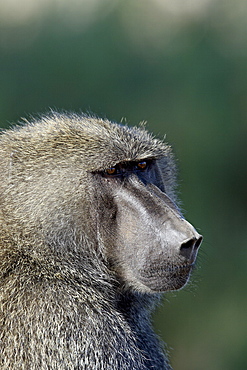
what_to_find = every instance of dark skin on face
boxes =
[96,158,202,293]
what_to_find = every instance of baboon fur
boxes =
[0,112,201,369]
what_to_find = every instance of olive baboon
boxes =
[0,112,202,369]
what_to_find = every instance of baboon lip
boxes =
[137,264,193,292]
[139,262,194,280]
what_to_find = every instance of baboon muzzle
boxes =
[114,178,203,292]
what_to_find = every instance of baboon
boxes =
[0,112,202,369]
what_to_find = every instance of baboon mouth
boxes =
[137,263,194,292]
[140,262,194,278]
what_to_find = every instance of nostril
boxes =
[180,236,202,261]
[180,239,195,260]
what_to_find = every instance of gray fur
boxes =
[0,112,202,369]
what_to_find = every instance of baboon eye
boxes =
[137,161,147,170]
[106,166,117,175]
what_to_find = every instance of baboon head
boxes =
[0,112,202,294]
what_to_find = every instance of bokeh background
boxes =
[0,0,247,369]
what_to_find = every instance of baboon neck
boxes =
[116,290,160,318]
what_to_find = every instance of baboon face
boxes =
[0,113,202,294]
[94,158,202,293]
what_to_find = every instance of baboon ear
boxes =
[109,178,202,292]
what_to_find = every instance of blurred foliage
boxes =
[0,1,247,369]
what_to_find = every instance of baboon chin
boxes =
[0,112,202,369]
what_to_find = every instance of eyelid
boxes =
[103,159,151,177]
[137,161,147,170]
[106,167,117,175]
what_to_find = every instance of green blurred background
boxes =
[0,0,247,368]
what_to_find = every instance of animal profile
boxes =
[0,112,202,369]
